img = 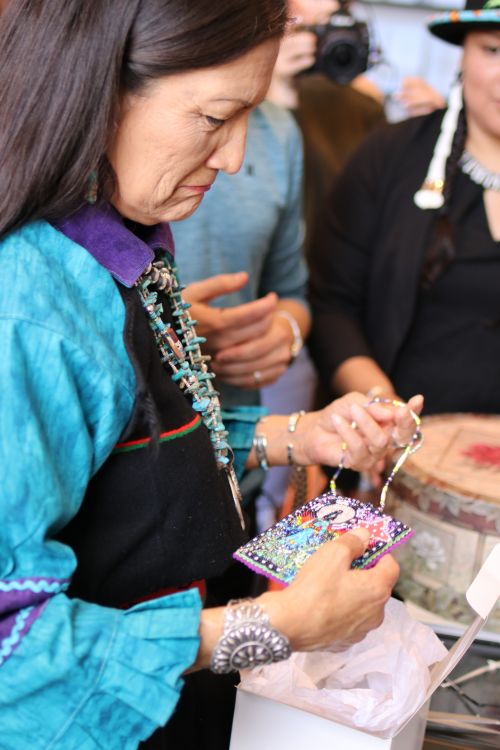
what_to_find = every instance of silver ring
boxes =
[253,370,262,385]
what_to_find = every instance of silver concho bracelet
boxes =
[209,599,291,674]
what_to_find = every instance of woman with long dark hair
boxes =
[0,2,420,747]
[310,0,500,418]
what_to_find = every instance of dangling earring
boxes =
[85,170,99,205]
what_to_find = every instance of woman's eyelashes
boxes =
[205,115,226,128]
[483,44,500,56]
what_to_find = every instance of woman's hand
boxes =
[291,392,424,472]
[260,527,399,651]
[192,528,398,671]
[267,30,317,108]
[183,272,278,357]
[184,273,310,388]
[248,392,423,473]
[213,301,309,388]
[211,311,296,387]
[395,77,446,118]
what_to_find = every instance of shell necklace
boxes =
[135,253,245,529]
[459,150,500,192]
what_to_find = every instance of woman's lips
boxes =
[180,184,212,194]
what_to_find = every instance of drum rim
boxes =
[395,412,500,507]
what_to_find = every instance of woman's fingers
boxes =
[331,406,389,471]
[407,394,424,415]
[331,414,372,470]
[392,394,424,446]
[351,403,389,456]
[272,532,399,651]
[297,392,424,470]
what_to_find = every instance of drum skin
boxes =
[387,414,500,632]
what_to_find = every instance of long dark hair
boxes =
[0,0,287,238]
[420,105,468,289]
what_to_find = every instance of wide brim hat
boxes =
[428,0,500,45]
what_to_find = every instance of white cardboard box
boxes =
[230,544,500,750]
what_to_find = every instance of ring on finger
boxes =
[253,370,262,385]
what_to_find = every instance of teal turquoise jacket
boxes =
[0,216,263,748]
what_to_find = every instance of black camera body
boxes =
[303,8,371,86]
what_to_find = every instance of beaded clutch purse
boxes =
[233,493,413,585]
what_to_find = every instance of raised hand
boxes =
[184,272,309,388]
[396,77,446,118]
[183,272,278,356]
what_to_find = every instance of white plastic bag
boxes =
[240,598,447,735]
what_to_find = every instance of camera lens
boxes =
[314,21,370,85]
[331,42,355,67]
[300,14,370,85]
[321,38,358,83]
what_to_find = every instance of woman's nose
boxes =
[206,116,248,175]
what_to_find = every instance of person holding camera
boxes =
[267,0,381,110]
[267,0,447,268]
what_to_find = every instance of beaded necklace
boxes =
[135,253,245,529]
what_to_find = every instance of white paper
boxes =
[240,598,447,736]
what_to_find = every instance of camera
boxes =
[302,3,371,85]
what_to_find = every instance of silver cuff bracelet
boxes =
[253,432,269,471]
[210,599,291,674]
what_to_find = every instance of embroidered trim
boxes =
[113,412,202,454]
[0,578,69,594]
[429,8,500,25]
[0,579,69,668]
[0,607,34,666]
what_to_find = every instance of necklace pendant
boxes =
[164,326,185,361]
[227,465,246,530]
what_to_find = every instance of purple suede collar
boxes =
[53,201,174,288]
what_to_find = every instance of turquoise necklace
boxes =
[135,253,245,528]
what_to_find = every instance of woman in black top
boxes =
[310,1,500,416]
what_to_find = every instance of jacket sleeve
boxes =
[308,125,388,386]
[222,405,268,480]
[258,112,309,309]
[0,317,201,750]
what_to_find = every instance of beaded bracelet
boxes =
[330,397,423,510]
